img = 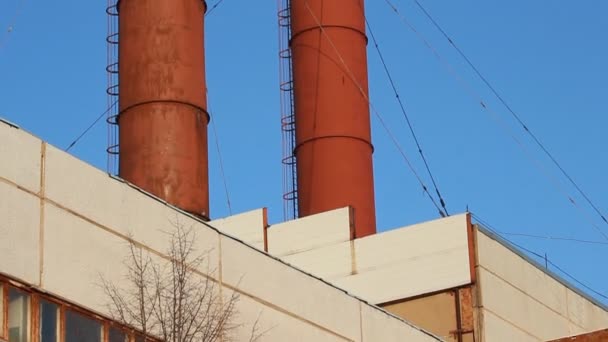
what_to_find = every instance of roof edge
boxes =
[476,224,608,312]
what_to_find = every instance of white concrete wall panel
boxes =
[478,268,571,340]
[351,214,470,304]
[0,124,41,193]
[278,214,471,304]
[229,294,349,342]
[334,247,470,304]
[360,302,439,342]
[0,124,443,341]
[354,214,469,272]
[481,309,539,342]
[45,144,129,230]
[210,209,266,250]
[221,235,362,341]
[267,207,352,256]
[281,241,353,279]
[477,231,569,316]
[0,182,40,285]
[566,288,608,331]
[42,204,128,316]
[477,230,608,339]
[44,145,220,276]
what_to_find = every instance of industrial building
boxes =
[1,0,607,341]
[2,118,608,341]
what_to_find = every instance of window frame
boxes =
[0,276,155,342]
[107,324,130,342]
[1,282,7,341]
[63,307,104,342]
[7,284,32,342]
[30,294,39,342]
[35,296,61,342]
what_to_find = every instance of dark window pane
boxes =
[0,285,3,335]
[40,300,58,342]
[65,310,101,342]
[109,328,126,342]
[8,288,29,342]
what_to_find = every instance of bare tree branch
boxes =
[100,220,266,342]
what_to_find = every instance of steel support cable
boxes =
[65,100,118,152]
[494,232,608,246]
[303,1,447,217]
[365,17,449,216]
[471,212,608,301]
[383,0,608,240]
[207,96,233,216]
[205,0,226,17]
[470,213,608,246]
[411,0,608,227]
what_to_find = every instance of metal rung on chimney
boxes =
[278,0,298,220]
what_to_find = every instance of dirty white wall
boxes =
[0,119,440,342]
[267,213,473,304]
[476,229,608,341]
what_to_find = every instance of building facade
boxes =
[1,113,607,341]
[0,118,440,341]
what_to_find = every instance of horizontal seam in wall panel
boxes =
[378,284,475,307]
[350,245,470,274]
[482,307,542,341]
[0,175,43,288]
[478,265,586,331]
[222,282,354,342]
[42,198,357,341]
[44,198,221,282]
[0,176,40,197]
[323,272,360,281]
[331,266,471,288]
[0,273,156,338]
[270,239,351,257]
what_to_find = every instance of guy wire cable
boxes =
[66,100,118,152]
[207,91,233,216]
[382,0,608,239]
[471,212,608,301]
[206,0,227,17]
[303,0,447,217]
[365,16,449,216]
[411,0,608,227]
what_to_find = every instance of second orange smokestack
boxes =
[290,0,377,238]
[118,0,210,218]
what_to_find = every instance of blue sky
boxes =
[1,1,606,304]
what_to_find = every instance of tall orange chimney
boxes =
[117,0,210,219]
[290,0,376,238]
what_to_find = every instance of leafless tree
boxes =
[101,220,263,342]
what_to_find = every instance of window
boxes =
[0,278,153,342]
[8,288,29,342]
[65,310,101,342]
[39,299,58,342]
[108,327,127,342]
[0,284,4,339]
